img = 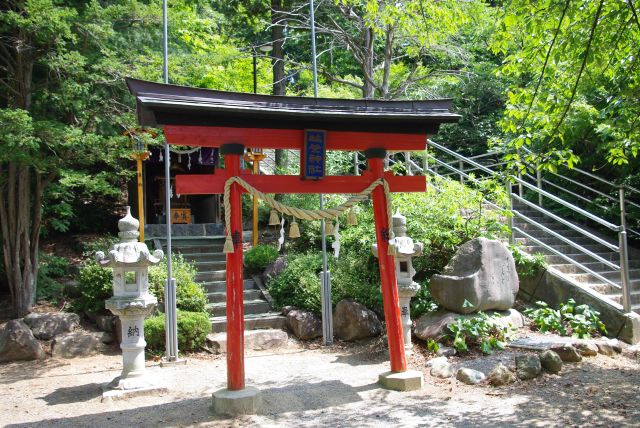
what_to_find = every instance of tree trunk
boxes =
[362,27,375,99]
[0,30,40,317]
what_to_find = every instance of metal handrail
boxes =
[423,139,634,312]
[512,194,619,253]
[513,227,621,291]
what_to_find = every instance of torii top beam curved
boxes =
[126,78,460,151]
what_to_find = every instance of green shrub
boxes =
[330,249,382,313]
[72,261,113,313]
[524,299,607,338]
[77,235,119,258]
[446,312,512,354]
[144,311,211,352]
[37,253,71,303]
[148,254,207,313]
[267,252,323,313]
[510,245,547,278]
[410,280,440,319]
[244,244,279,274]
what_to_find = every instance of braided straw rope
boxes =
[222,176,395,254]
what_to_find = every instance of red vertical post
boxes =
[366,149,407,373]
[222,144,245,390]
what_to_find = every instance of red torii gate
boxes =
[127,78,459,409]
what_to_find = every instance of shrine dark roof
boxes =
[126,78,460,134]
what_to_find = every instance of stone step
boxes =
[545,253,630,265]
[180,252,226,262]
[200,279,257,293]
[552,262,620,275]
[567,269,640,284]
[158,236,226,246]
[207,289,262,303]
[173,244,225,254]
[195,260,227,271]
[523,244,614,256]
[605,288,640,306]
[196,269,227,282]
[210,312,286,333]
[514,229,587,240]
[206,299,272,317]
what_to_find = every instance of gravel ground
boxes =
[1,336,639,428]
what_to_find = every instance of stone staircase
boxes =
[156,236,285,333]
[512,203,640,313]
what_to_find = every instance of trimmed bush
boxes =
[145,311,211,352]
[268,252,323,313]
[148,254,207,313]
[72,261,113,313]
[244,244,279,274]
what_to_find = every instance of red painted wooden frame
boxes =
[164,125,428,151]
[175,171,426,195]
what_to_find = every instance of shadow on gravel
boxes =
[39,382,104,405]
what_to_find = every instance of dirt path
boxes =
[1,338,639,428]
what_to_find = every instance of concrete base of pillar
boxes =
[378,370,423,392]
[102,376,167,402]
[212,386,262,415]
[160,357,188,367]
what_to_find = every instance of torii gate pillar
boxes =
[366,149,423,391]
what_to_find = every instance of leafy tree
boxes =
[491,0,640,171]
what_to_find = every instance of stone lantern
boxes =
[96,206,164,391]
[373,210,423,354]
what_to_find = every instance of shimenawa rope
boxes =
[222,176,396,255]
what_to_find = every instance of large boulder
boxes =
[51,332,107,358]
[429,238,518,314]
[333,299,382,341]
[0,320,46,362]
[23,312,80,340]
[285,309,322,340]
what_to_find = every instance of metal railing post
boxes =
[405,152,412,175]
[619,186,632,312]
[507,179,515,246]
[536,165,543,207]
[459,160,464,184]
[423,151,429,176]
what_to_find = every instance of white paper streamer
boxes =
[332,220,341,258]
[277,218,285,251]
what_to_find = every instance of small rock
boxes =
[52,332,106,358]
[333,299,382,341]
[539,350,563,373]
[488,363,516,386]
[516,354,542,379]
[285,309,322,340]
[100,332,115,344]
[624,344,640,357]
[550,345,582,362]
[0,320,46,362]
[594,341,615,356]
[264,257,287,281]
[430,359,455,379]
[607,338,623,353]
[23,312,80,340]
[426,356,448,367]
[436,346,456,357]
[415,309,524,341]
[281,306,296,316]
[456,368,485,385]
[95,315,116,332]
[573,341,598,357]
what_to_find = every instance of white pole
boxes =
[310,0,333,346]
[162,0,179,362]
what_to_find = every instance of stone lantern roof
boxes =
[96,207,163,268]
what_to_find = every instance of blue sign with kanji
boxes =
[303,129,326,179]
